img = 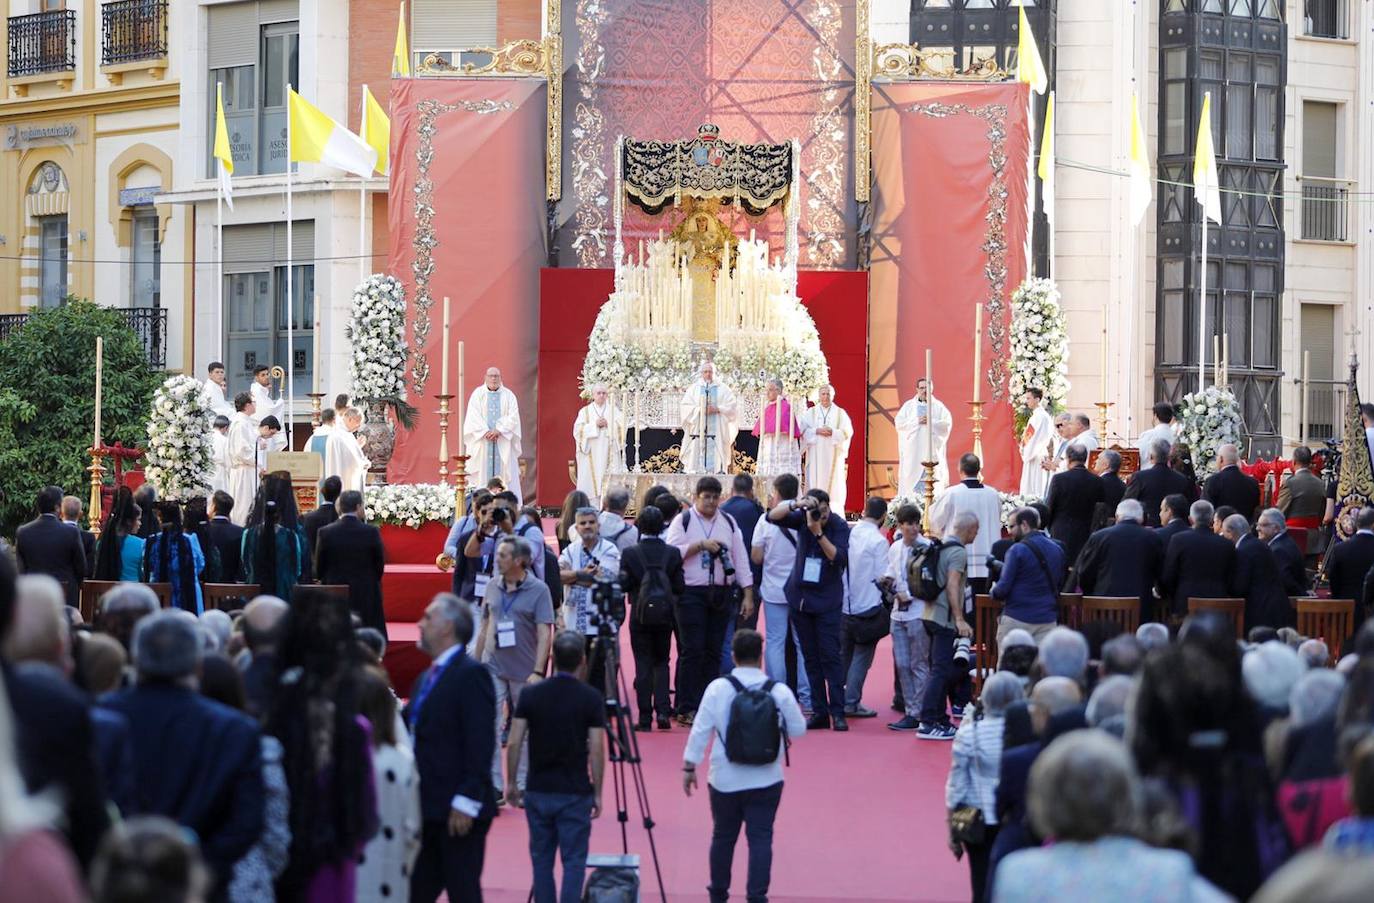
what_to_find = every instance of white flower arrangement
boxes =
[998,491,1037,523]
[346,274,409,402]
[364,482,456,528]
[144,375,214,501]
[1175,385,1243,477]
[1008,278,1071,410]
[884,494,926,529]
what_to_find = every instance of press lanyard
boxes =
[498,577,525,618]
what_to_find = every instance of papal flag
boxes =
[288,88,378,179]
[393,1,411,77]
[1193,91,1222,225]
[362,85,389,176]
[1038,91,1054,224]
[1015,1,1048,96]
[1326,363,1374,558]
[1128,93,1152,226]
[214,83,234,211]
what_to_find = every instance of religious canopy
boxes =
[621,124,794,216]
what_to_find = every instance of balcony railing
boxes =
[1304,0,1349,40]
[7,10,76,78]
[1301,378,1347,444]
[102,0,168,66]
[0,308,167,370]
[1300,176,1352,242]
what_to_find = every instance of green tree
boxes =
[0,299,160,537]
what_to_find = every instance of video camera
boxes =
[591,574,625,625]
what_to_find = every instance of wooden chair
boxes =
[79,579,120,624]
[1081,596,1140,635]
[202,583,261,612]
[315,584,351,599]
[147,582,174,609]
[1295,598,1355,661]
[973,594,1002,697]
[1057,593,1083,630]
[1187,597,1246,639]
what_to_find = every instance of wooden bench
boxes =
[1082,596,1140,635]
[202,583,262,612]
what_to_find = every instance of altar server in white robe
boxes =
[752,379,802,476]
[895,377,953,496]
[324,407,371,494]
[208,416,231,495]
[227,393,260,525]
[1019,387,1056,498]
[463,367,524,504]
[573,384,625,499]
[679,361,739,474]
[800,384,853,512]
[249,364,284,425]
[201,361,234,419]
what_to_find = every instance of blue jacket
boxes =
[776,510,850,613]
[404,648,498,823]
[991,532,1065,624]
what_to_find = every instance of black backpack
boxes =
[908,538,948,602]
[721,676,787,765]
[633,546,675,628]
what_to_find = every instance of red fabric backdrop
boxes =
[538,269,869,509]
[386,79,548,489]
[867,81,1032,493]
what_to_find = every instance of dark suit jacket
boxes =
[303,502,339,557]
[1203,465,1262,520]
[1124,463,1198,527]
[315,515,386,634]
[4,661,109,867]
[1331,533,1374,636]
[102,683,265,887]
[1161,525,1237,616]
[1156,518,1190,548]
[1233,535,1294,629]
[1277,469,1326,521]
[1074,520,1163,614]
[1269,531,1308,597]
[1043,466,1105,569]
[206,517,245,583]
[721,495,765,589]
[618,537,687,605]
[405,648,498,823]
[67,522,97,578]
[1101,472,1126,511]
[14,513,87,607]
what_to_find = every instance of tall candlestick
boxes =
[93,336,103,450]
[456,341,466,454]
[1213,335,1220,387]
[313,308,322,394]
[973,303,983,403]
[925,349,934,469]
[1100,308,1109,404]
[441,296,451,395]
[634,390,642,472]
[1222,334,1229,387]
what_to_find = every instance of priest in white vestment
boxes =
[324,407,371,493]
[201,362,234,419]
[227,396,260,525]
[895,377,953,497]
[573,385,625,499]
[1019,388,1056,499]
[249,365,284,425]
[752,379,802,476]
[679,361,738,474]
[463,367,523,504]
[800,384,853,512]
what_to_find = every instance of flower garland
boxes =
[1008,278,1070,429]
[364,483,456,528]
[1175,385,1243,478]
[144,375,214,501]
[346,274,409,402]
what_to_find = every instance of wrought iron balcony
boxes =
[1304,0,1349,40]
[1300,176,1352,242]
[0,307,167,370]
[7,10,76,79]
[102,0,168,66]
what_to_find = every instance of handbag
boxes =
[948,804,987,845]
[846,602,890,644]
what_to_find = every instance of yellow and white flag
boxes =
[362,85,390,176]
[1128,93,1152,226]
[214,83,234,211]
[1016,1,1048,96]
[393,1,411,78]
[1194,91,1222,224]
[1038,91,1054,225]
[288,88,378,179]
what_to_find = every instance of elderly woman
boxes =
[992,731,1227,903]
[946,671,1024,902]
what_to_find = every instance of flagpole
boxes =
[286,84,295,449]
[360,84,369,287]
[1199,215,1208,390]
[216,81,225,366]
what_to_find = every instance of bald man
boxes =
[241,595,289,718]
[1202,442,1260,521]
[463,367,523,504]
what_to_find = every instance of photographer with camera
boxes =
[766,487,851,731]
[558,507,623,693]
[990,507,1065,648]
[665,477,756,726]
[460,493,518,609]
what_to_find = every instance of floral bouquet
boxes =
[1008,278,1070,434]
[1175,385,1243,477]
[346,274,416,428]
[364,483,456,528]
[998,491,1037,524]
[144,374,214,501]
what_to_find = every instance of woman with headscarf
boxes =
[93,487,145,583]
[183,495,225,584]
[142,501,206,613]
[242,475,308,601]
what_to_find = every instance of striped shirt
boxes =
[945,714,1008,823]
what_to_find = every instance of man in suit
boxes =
[206,491,245,583]
[1203,443,1261,522]
[101,610,265,894]
[1124,439,1197,527]
[1160,500,1236,619]
[1221,513,1293,629]
[1043,444,1105,577]
[304,475,342,556]
[1328,506,1374,635]
[14,486,86,608]
[1257,507,1308,598]
[60,496,96,578]
[1277,446,1326,528]
[1096,449,1127,511]
[314,489,386,637]
[1074,499,1164,619]
[407,593,497,903]
[1156,494,1192,547]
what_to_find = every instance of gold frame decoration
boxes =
[872,43,1010,82]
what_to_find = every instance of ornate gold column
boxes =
[855,0,871,203]
[546,0,562,201]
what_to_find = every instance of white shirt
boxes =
[684,666,806,792]
[844,520,889,616]
[928,480,1002,579]
[750,519,797,604]
[557,538,621,634]
[1137,423,1176,455]
[887,536,931,622]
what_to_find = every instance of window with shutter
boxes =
[411,0,498,50]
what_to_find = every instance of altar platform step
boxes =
[382,563,448,623]
[383,622,427,696]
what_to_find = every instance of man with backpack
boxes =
[619,506,685,731]
[683,628,806,903]
[885,503,932,732]
[916,511,978,740]
[598,489,640,552]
